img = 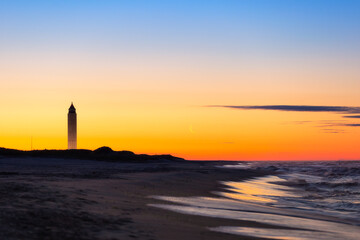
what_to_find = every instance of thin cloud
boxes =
[209,105,360,113]
[343,124,360,127]
[343,115,360,118]
[282,121,314,125]
[318,122,360,128]
[322,129,346,134]
[208,105,360,131]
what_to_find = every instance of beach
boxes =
[0,157,264,240]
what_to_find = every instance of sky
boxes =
[0,0,360,160]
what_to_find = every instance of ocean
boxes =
[151,161,360,240]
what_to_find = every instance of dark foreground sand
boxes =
[0,157,266,240]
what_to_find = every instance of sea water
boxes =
[222,161,360,222]
[150,161,360,240]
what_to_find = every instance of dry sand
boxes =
[0,157,266,240]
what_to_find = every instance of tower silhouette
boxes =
[68,103,77,149]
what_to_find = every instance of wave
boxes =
[150,161,360,239]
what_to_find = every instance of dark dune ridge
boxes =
[0,146,185,162]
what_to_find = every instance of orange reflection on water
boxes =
[223,192,275,203]
[221,176,296,203]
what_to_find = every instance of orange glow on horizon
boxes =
[1,100,359,161]
[1,35,360,161]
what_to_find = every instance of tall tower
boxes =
[68,103,77,149]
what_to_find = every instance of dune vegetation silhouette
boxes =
[0,147,185,162]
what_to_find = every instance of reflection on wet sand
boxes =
[221,176,296,203]
[150,175,360,240]
[210,226,341,240]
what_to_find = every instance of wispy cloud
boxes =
[208,105,360,132]
[322,129,346,134]
[208,105,360,113]
[318,121,360,128]
[343,124,360,127]
[282,121,314,125]
[343,115,360,118]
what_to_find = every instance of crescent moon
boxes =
[189,125,194,133]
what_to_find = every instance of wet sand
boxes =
[0,157,265,240]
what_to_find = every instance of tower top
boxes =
[69,102,76,113]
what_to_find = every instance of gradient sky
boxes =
[1,0,360,160]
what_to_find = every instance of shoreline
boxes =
[0,157,267,240]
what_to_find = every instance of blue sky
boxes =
[1,0,359,59]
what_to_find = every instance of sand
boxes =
[0,157,266,240]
